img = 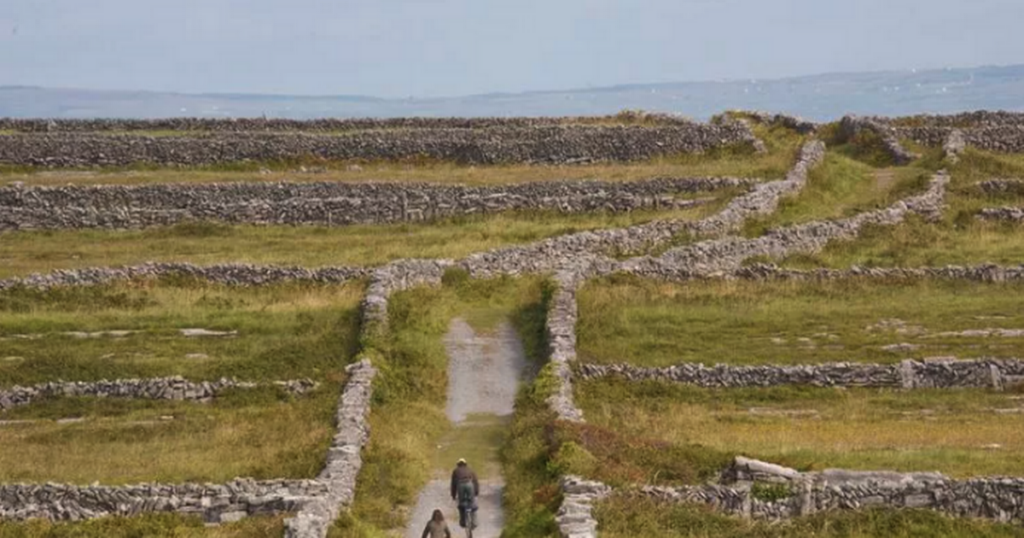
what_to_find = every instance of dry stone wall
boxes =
[576,358,1024,390]
[977,207,1024,223]
[0,479,326,523]
[458,140,826,278]
[0,124,754,167]
[555,476,611,538]
[0,177,747,231]
[609,171,948,279]
[0,377,318,411]
[731,263,1024,283]
[0,114,699,133]
[837,116,918,164]
[895,125,1024,153]
[0,262,369,291]
[546,272,586,423]
[977,179,1024,196]
[284,360,376,538]
[889,111,1024,129]
[639,476,1024,524]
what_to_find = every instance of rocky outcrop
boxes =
[0,177,747,231]
[546,272,586,423]
[0,479,325,523]
[0,377,318,411]
[837,116,918,165]
[0,262,369,291]
[576,358,1024,390]
[0,124,755,168]
[283,360,376,538]
[555,476,611,538]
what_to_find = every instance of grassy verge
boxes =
[594,496,1024,537]
[0,282,363,384]
[578,275,1024,366]
[0,127,802,187]
[742,152,933,237]
[0,514,287,538]
[0,205,726,279]
[328,274,549,536]
[576,379,1024,481]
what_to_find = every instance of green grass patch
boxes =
[577,378,1024,480]
[777,147,1024,269]
[0,206,727,279]
[742,152,932,237]
[498,367,564,538]
[578,275,1024,366]
[0,386,336,484]
[594,496,1024,537]
[0,514,287,538]
[0,282,364,384]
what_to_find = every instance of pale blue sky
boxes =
[1,0,1020,98]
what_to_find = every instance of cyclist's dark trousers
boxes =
[458,505,478,529]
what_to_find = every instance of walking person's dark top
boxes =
[421,509,452,538]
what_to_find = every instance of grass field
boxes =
[741,152,933,237]
[594,497,1024,538]
[0,203,734,279]
[0,282,364,384]
[577,276,1024,367]
[0,387,336,484]
[0,514,288,538]
[574,378,1024,484]
[0,125,802,187]
[779,148,1024,268]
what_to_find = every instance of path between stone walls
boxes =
[404,318,527,538]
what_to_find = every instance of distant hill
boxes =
[2,64,1022,121]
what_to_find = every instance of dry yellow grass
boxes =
[0,205,723,279]
[0,389,336,484]
[578,380,1024,478]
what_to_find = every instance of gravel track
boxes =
[405,318,526,538]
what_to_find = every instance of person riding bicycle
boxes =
[450,458,479,532]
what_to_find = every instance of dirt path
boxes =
[404,318,526,538]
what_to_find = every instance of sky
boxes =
[1,0,1021,99]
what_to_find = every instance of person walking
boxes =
[450,458,479,533]
[420,509,452,538]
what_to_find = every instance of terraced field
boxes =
[2,112,1024,538]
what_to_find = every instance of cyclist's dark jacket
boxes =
[450,465,479,499]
